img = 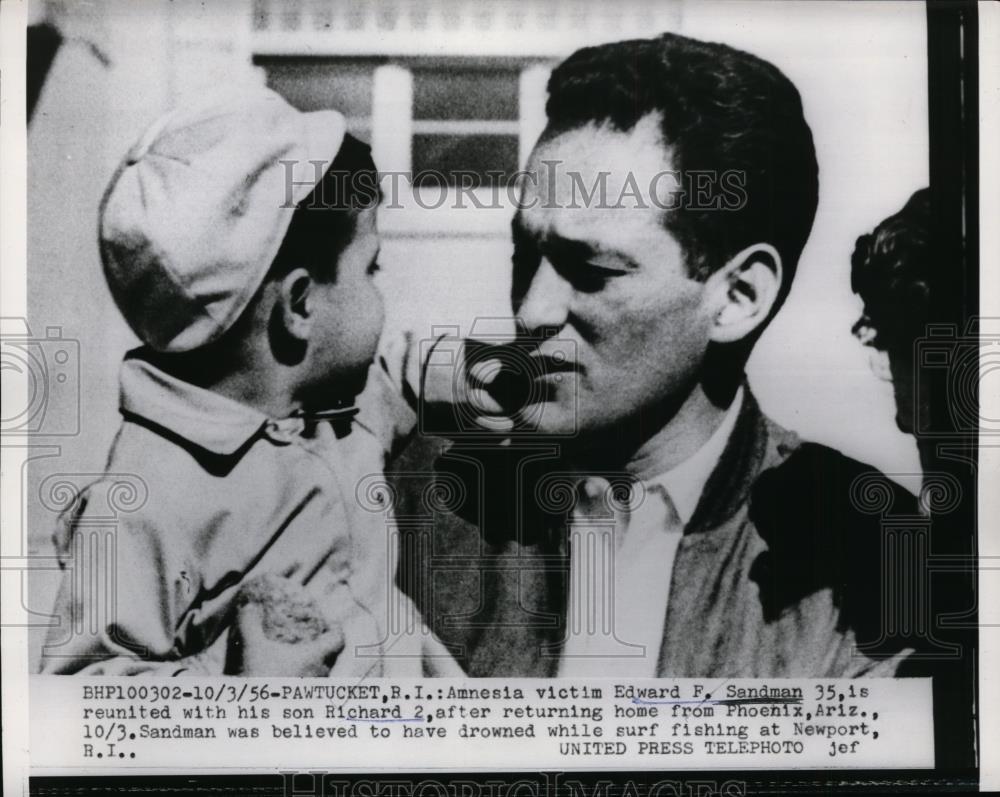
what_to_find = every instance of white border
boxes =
[1,0,30,795]
[1,0,997,791]
[977,2,999,791]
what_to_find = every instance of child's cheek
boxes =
[337,279,384,370]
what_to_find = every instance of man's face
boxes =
[511,115,715,437]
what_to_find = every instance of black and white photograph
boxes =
[1,0,996,794]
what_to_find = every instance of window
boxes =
[255,58,533,183]
[411,65,520,188]
[254,56,377,143]
[254,56,550,232]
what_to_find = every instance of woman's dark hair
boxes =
[268,132,381,283]
[543,32,819,309]
[851,188,930,351]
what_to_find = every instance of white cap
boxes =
[99,88,347,352]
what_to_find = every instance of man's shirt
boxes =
[558,389,744,677]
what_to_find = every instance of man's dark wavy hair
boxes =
[543,32,819,308]
[851,188,931,350]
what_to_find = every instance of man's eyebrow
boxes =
[542,234,638,268]
[510,218,638,268]
[541,234,595,261]
[511,214,533,240]
[511,215,544,252]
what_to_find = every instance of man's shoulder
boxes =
[746,423,920,640]
[385,434,478,528]
[387,433,553,548]
[751,423,918,524]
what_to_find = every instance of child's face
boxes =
[304,207,385,404]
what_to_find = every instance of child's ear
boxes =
[706,243,783,344]
[277,267,315,342]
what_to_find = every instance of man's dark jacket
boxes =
[390,391,924,678]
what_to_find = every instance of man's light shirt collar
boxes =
[644,386,745,524]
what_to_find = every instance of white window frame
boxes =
[248,0,684,235]
[370,62,549,237]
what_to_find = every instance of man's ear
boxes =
[705,243,783,344]
[276,267,315,342]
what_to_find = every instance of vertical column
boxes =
[371,63,413,176]
[518,64,550,168]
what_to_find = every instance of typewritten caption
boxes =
[30,678,934,771]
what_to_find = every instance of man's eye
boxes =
[366,260,382,276]
[583,262,628,278]
[568,262,627,291]
[512,245,539,268]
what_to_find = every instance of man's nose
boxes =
[517,258,571,334]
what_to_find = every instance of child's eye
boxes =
[366,260,382,276]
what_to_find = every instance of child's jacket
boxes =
[39,335,460,676]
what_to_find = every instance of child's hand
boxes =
[224,575,344,677]
[423,338,518,433]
